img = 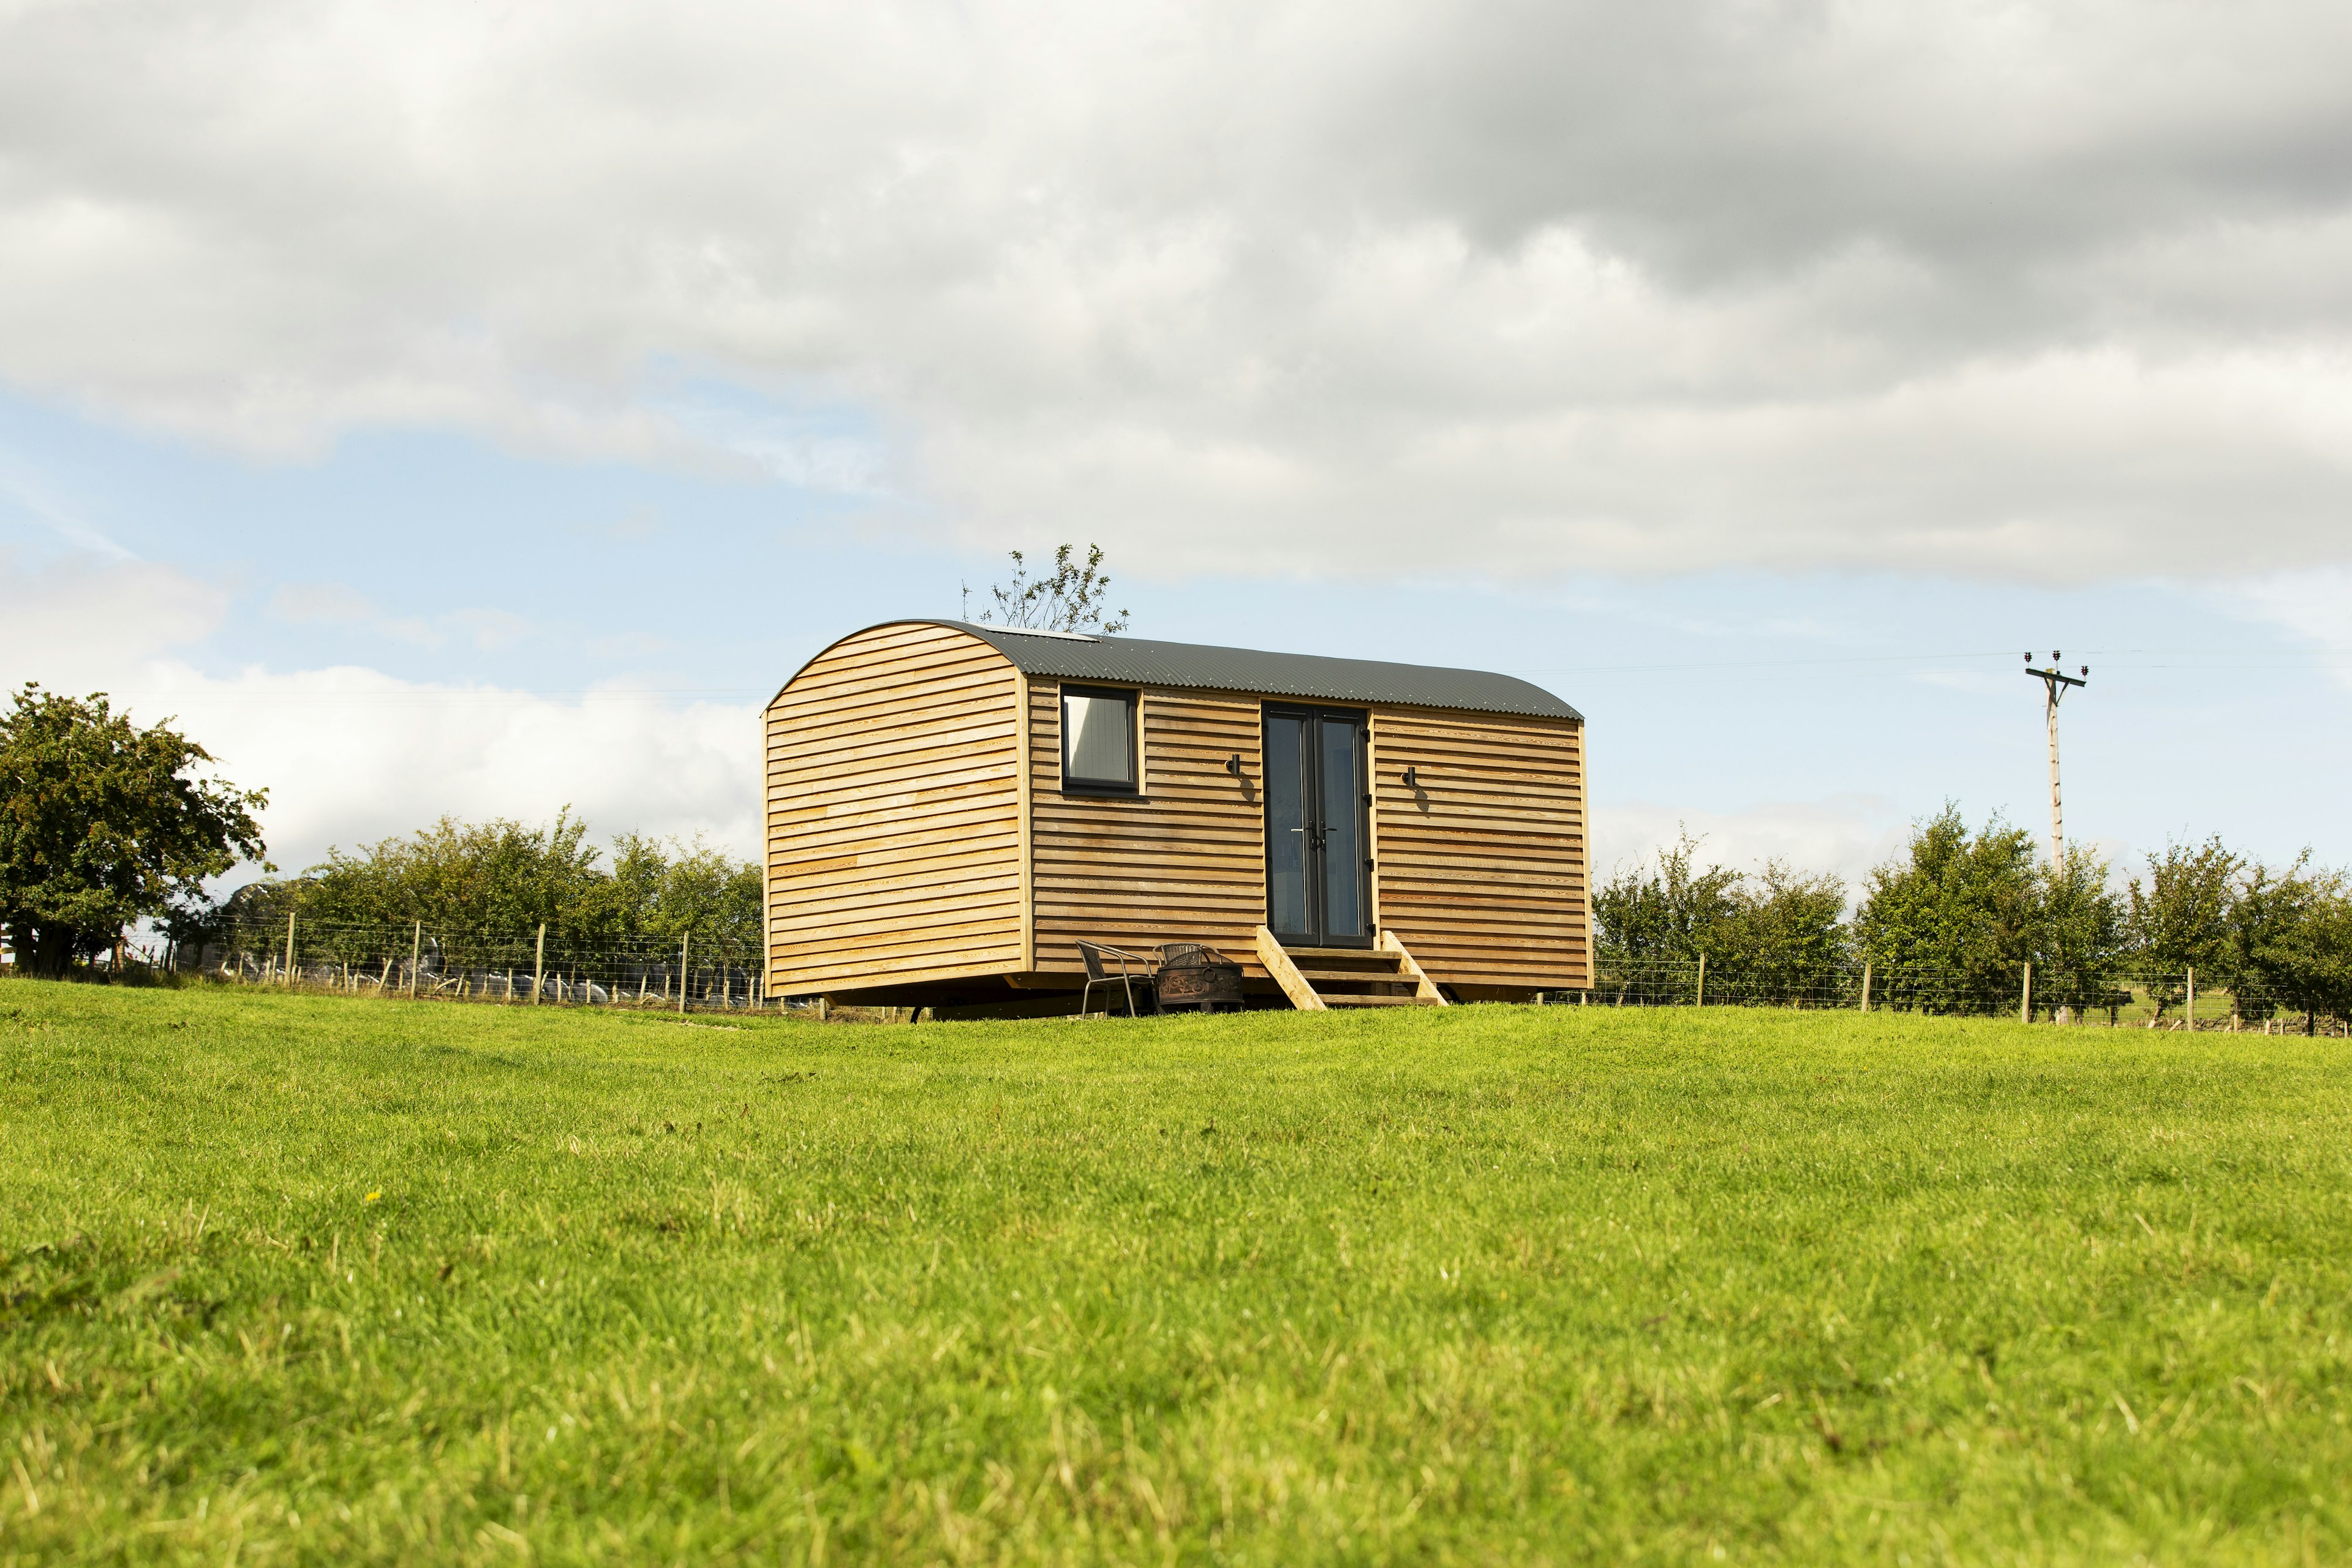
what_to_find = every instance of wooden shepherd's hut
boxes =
[764,620,1589,1012]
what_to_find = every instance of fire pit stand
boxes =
[1155,943,1245,1012]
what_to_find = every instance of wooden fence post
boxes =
[284,910,297,989]
[2185,966,2195,1033]
[409,921,421,999]
[2021,962,2032,1023]
[1695,953,1706,1009]
[1860,960,1873,1013]
[532,923,546,1005]
[679,932,690,1016]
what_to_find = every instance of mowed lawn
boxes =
[2,985,2348,1566]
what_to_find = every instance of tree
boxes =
[1855,804,2130,1018]
[1593,832,1852,1005]
[1853,804,2040,1013]
[1726,860,1850,1005]
[0,684,269,977]
[598,832,763,956]
[2126,835,2242,1020]
[2228,854,2352,1033]
[215,815,767,979]
[1592,829,1743,963]
[293,812,608,973]
[967,543,1129,633]
[1591,829,1746,1001]
[2033,842,2131,1020]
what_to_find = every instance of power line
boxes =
[1507,650,2030,676]
[1506,649,2350,676]
[59,687,771,704]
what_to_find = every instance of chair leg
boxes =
[1121,977,1134,1017]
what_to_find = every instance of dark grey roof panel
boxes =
[925,620,1581,722]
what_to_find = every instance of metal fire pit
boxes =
[1156,943,1244,1012]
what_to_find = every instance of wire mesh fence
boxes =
[1558,956,2349,1033]
[17,917,2347,1034]
[154,916,777,1014]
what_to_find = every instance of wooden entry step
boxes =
[1254,926,1449,1012]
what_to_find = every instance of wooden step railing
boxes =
[1254,926,1448,1011]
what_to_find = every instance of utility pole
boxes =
[2024,650,2089,864]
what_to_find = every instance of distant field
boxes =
[2,983,2347,1564]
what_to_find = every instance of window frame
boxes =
[1058,684,1143,797]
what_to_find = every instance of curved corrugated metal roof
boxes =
[908,620,1581,721]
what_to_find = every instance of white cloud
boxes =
[269,582,376,624]
[0,551,759,881]
[0,546,224,667]
[1595,795,1913,900]
[3,1,2352,580]
[2223,564,2352,691]
[134,665,762,878]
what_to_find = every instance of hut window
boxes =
[1060,686,1139,793]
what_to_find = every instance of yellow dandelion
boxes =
[363,1190,381,1203]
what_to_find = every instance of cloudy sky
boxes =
[4,0,2348,891]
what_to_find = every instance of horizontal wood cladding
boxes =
[1373,707,1588,989]
[1028,679,1270,975]
[766,619,1585,998]
[766,624,1022,993]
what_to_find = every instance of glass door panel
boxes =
[1266,714,1310,938]
[1319,718,1365,941]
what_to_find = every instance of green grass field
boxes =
[2,982,2347,1565]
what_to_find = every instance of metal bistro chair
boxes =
[1076,941,1158,1017]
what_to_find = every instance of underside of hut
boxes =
[764,620,1588,1014]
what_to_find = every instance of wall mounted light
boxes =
[1224,753,1243,776]
[1403,766,1420,788]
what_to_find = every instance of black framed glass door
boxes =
[1264,706,1371,948]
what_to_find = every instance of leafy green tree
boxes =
[2126,836,2242,1020]
[0,684,270,977]
[640,837,761,950]
[1592,829,1743,963]
[1725,860,1851,1005]
[1595,834,1853,1003]
[1854,805,2040,1013]
[222,815,765,979]
[293,812,606,973]
[590,832,763,958]
[1856,805,2129,1019]
[2033,843,2132,1019]
[1591,829,1749,1002]
[2228,854,2352,1033]
[967,543,1130,633]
